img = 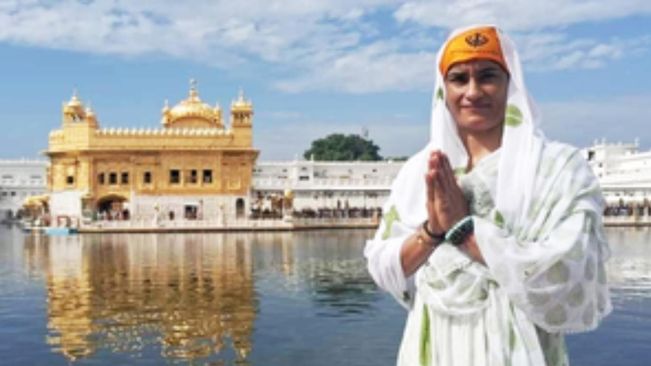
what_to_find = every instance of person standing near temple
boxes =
[365,24,611,365]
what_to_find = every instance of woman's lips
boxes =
[461,105,491,111]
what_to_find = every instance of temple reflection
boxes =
[21,229,386,363]
[24,233,257,363]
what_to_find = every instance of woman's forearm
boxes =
[400,232,437,277]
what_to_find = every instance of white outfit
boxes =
[364,25,611,366]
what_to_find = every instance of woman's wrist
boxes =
[421,220,445,246]
[444,215,474,246]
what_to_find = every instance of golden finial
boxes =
[232,87,251,108]
[189,78,198,99]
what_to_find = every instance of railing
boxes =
[82,216,379,231]
[252,177,394,190]
[603,215,651,226]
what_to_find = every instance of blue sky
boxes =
[1,0,650,160]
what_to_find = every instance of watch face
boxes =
[447,217,474,245]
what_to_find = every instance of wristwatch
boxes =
[445,216,474,246]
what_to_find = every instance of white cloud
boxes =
[275,42,436,93]
[0,0,381,63]
[394,0,651,31]
[0,0,649,93]
[515,32,651,71]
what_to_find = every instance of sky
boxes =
[1,0,650,161]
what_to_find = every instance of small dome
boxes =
[85,106,96,119]
[231,88,252,110]
[63,90,86,117]
[67,92,82,108]
[164,79,222,128]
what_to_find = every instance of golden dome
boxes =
[164,79,222,128]
[67,91,82,107]
[63,90,86,117]
[231,88,252,110]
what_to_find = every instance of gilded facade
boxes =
[46,80,258,222]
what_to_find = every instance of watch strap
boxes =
[444,216,474,246]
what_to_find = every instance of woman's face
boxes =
[444,59,509,135]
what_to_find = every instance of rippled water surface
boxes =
[0,226,649,365]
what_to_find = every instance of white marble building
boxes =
[582,139,651,204]
[0,159,48,219]
[252,159,403,212]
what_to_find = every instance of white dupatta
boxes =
[365,24,611,346]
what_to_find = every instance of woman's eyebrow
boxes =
[447,70,467,77]
[478,66,500,73]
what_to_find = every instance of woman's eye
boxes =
[448,74,468,83]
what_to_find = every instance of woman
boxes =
[364,25,611,366]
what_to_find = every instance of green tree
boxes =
[303,133,382,161]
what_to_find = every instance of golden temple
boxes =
[45,80,258,223]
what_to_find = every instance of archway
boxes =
[97,194,128,220]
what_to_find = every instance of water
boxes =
[0,226,649,365]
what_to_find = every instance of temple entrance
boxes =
[184,204,198,220]
[236,198,245,219]
[97,194,129,220]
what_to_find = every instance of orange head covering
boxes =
[439,26,508,76]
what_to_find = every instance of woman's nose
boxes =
[465,77,483,100]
